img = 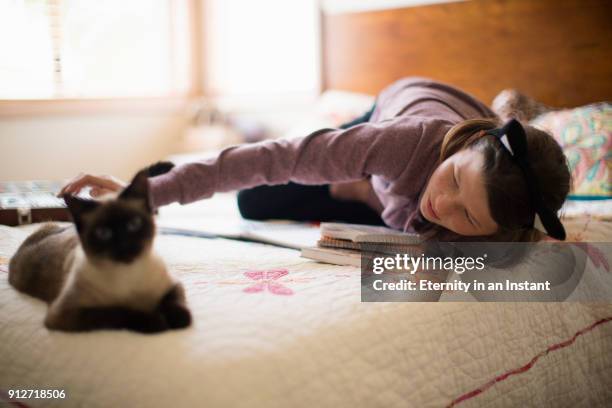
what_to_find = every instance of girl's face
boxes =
[419,148,498,236]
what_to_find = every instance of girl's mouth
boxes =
[428,198,439,220]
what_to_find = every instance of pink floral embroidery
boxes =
[573,243,610,272]
[243,269,294,295]
[0,257,8,274]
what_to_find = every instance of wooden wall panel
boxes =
[322,0,612,107]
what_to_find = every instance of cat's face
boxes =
[80,202,154,263]
[64,171,155,263]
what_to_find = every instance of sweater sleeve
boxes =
[149,117,435,208]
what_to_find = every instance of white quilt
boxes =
[1,220,612,407]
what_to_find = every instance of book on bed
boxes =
[301,223,423,266]
[158,218,321,250]
[0,181,70,226]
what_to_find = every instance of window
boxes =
[204,0,320,103]
[0,0,194,100]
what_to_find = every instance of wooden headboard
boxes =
[321,0,612,107]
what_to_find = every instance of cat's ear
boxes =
[64,195,100,232]
[145,161,174,177]
[119,170,151,212]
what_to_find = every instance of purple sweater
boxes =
[150,77,496,232]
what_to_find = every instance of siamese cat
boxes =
[9,165,191,333]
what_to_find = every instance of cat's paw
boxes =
[131,312,169,334]
[157,283,191,329]
[162,304,192,329]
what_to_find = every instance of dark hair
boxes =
[439,118,571,242]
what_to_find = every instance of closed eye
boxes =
[456,166,476,228]
[465,210,475,226]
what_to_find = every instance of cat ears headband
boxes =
[486,119,566,241]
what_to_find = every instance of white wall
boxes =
[0,112,187,181]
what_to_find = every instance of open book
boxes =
[157,218,321,250]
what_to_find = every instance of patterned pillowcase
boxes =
[530,103,611,199]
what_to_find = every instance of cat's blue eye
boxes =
[126,216,142,232]
[95,226,112,241]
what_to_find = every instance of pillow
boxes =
[315,90,376,127]
[492,89,552,122]
[283,90,375,140]
[530,103,611,199]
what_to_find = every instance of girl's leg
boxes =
[237,183,384,225]
[237,105,383,225]
[338,104,376,129]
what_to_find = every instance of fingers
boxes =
[58,174,87,196]
[58,173,85,197]
[58,174,126,198]
[90,187,109,197]
[59,174,101,197]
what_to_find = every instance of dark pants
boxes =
[237,106,384,226]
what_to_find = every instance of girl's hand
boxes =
[58,173,126,198]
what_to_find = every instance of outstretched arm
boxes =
[150,118,433,208]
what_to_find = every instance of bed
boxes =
[1,199,611,407]
[2,0,612,407]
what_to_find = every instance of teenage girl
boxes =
[60,77,570,242]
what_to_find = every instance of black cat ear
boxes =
[119,170,151,212]
[146,161,175,177]
[64,195,100,231]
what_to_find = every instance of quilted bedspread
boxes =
[1,220,612,407]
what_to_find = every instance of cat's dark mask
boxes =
[64,170,155,263]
